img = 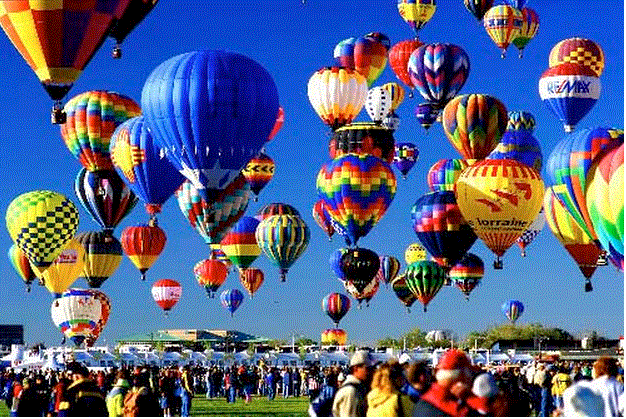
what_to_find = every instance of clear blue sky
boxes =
[0,0,623,348]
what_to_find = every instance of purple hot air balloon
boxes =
[393,143,419,179]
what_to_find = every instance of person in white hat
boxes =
[332,350,374,417]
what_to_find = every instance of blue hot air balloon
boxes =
[330,248,348,281]
[486,130,543,171]
[220,289,244,317]
[141,50,280,201]
[110,116,186,218]
[502,299,524,324]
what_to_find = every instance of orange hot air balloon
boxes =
[238,268,264,298]
[8,244,38,292]
[194,258,229,298]
[455,159,544,269]
[120,223,167,281]
[388,39,424,94]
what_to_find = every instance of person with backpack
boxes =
[366,361,414,417]
[106,370,130,417]
[332,350,374,417]
[123,372,160,417]
[308,370,338,417]
[64,362,108,417]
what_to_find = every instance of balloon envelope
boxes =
[152,279,181,312]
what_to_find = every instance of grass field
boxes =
[0,395,310,417]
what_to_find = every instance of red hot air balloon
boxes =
[389,39,424,95]
[312,200,335,240]
[151,279,181,314]
[239,267,264,298]
[194,259,229,298]
[120,222,166,281]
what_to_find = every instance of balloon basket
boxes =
[51,103,66,125]
[493,258,503,270]
[500,50,506,59]
[518,50,524,59]
[584,279,593,293]
[521,250,526,257]
[26,285,31,293]
[112,44,122,59]
[141,272,147,281]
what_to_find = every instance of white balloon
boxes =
[365,86,392,123]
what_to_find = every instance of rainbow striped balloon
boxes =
[450,253,484,300]
[220,216,261,269]
[322,293,351,327]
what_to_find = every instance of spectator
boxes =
[64,362,108,417]
[562,381,605,417]
[590,357,624,417]
[332,350,373,417]
[106,370,130,417]
[366,361,414,416]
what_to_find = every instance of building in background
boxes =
[0,325,24,355]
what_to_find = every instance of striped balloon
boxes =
[75,232,123,288]
[404,261,446,312]
[120,223,167,281]
[255,215,310,281]
[255,203,301,222]
[194,259,229,298]
[239,268,264,298]
[344,276,379,308]
[322,293,351,327]
[61,91,141,171]
[317,154,397,246]
[312,200,335,240]
[463,0,494,21]
[376,255,401,286]
[483,5,523,58]
[389,39,424,91]
[321,329,347,346]
[512,7,539,57]
[8,244,37,292]
[152,279,181,313]
[507,111,536,133]
[220,216,261,269]
[397,0,436,35]
[450,253,484,300]
[242,153,275,199]
[486,130,543,172]
[220,289,244,317]
[502,299,524,324]
[51,288,105,346]
[442,94,508,160]
[427,159,472,192]
[382,82,405,111]
[408,43,470,110]
[391,274,417,312]
[549,38,604,77]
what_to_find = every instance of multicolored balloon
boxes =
[450,253,484,300]
[255,203,301,222]
[142,50,279,201]
[391,274,417,312]
[334,35,389,87]
[321,329,347,346]
[242,153,275,200]
[382,82,405,111]
[255,214,310,281]
[51,288,107,346]
[220,289,244,317]
[397,0,436,35]
[464,0,494,21]
[365,86,392,123]
[415,103,439,130]
[61,91,141,171]
[486,130,543,172]
[89,290,111,346]
[404,260,446,312]
[339,247,380,293]
[507,111,536,133]
[312,200,335,240]
[317,154,397,246]
[442,94,508,160]
[538,63,601,132]
[483,5,523,58]
[108,0,159,57]
[427,159,472,192]
[75,168,138,234]
[176,175,251,245]
[549,38,604,77]
[6,190,79,275]
[8,244,38,292]
[75,232,123,288]
[502,299,524,324]
[389,39,424,93]
[329,123,395,164]
[512,7,539,58]
[308,67,368,130]
[41,238,85,297]
[393,143,419,179]
[120,223,167,280]
[515,208,546,257]
[502,0,527,8]
[152,279,182,313]
[238,268,264,298]
[194,258,229,298]
[220,216,261,269]
[110,116,185,217]
[376,255,401,286]
[344,275,379,308]
[404,243,427,265]
[322,293,351,327]
[455,159,545,268]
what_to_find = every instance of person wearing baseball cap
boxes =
[332,350,373,417]
[412,349,478,416]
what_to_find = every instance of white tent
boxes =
[119,352,140,367]
[142,352,161,367]
[233,351,251,364]
[161,351,182,366]
[42,353,63,371]
[73,351,96,366]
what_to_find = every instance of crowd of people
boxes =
[0,349,623,416]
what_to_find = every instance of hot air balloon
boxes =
[512,7,539,58]
[322,293,351,327]
[502,0,527,8]
[486,130,543,172]
[404,243,427,265]
[89,289,111,346]
[255,215,310,281]
[334,35,389,87]
[393,142,419,179]
[220,289,244,317]
[411,191,478,272]
[75,232,123,288]
[142,51,279,201]
[6,190,79,276]
[397,0,436,35]
[388,39,424,94]
[383,112,401,132]
[502,299,524,324]
[455,159,545,269]
[483,5,523,58]
[586,144,624,271]
[391,274,417,312]
[365,86,392,123]
[255,203,301,222]
[376,255,401,286]
[515,208,546,257]
[321,329,347,346]
[450,253,484,300]
[344,276,379,308]
[538,63,601,133]
[544,186,602,291]
[151,279,181,315]
[51,289,106,346]
[220,216,261,270]
[176,175,251,245]
[75,168,138,234]
[242,153,275,201]
[239,268,264,298]
[108,0,159,58]
[0,1,131,123]
[329,123,395,164]
[312,200,335,240]
[427,159,472,192]
[307,67,368,130]
[415,103,440,130]
[507,111,536,132]
[268,107,285,141]
[549,38,604,77]
[209,245,233,271]
[194,258,229,298]
[546,127,623,243]
[464,0,494,21]
[404,260,446,312]
[442,94,508,160]
[339,248,380,294]
[110,116,185,218]
[8,244,38,292]
[330,248,349,281]
[61,91,141,171]
[41,238,85,297]
[317,154,397,246]
[408,43,470,110]
[120,223,166,280]
[382,82,405,112]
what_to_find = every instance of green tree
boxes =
[402,328,428,348]
[462,323,574,348]
[376,337,401,349]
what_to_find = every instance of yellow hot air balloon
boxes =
[483,5,523,58]
[455,159,544,268]
[41,238,85,296]
[404,243,427,265]
[382,82,405,112]
[5,190,79,276]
